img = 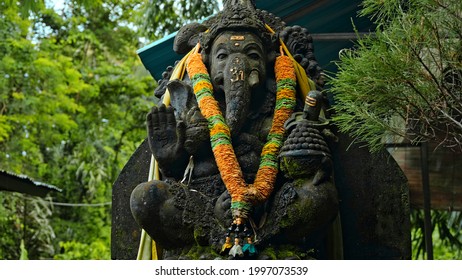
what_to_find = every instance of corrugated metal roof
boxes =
[0,170,61,197]
[138,0,373,80]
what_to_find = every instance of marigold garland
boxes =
[186,45,296,218]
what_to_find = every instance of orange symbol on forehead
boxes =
[230,35,245,41]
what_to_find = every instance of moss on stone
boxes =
[259,246,277,260]
[279,179,313,229]
[259,244,316,260]
[184,244,221,260]
[280,156,322,179]
[276,245,300,259]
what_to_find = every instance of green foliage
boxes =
[411,209,462,259]
[0,0,155,259]
[54,240,111,260]
[20,240,29,260]
[3,0,45,18]
[0,193,55,259]
[139,0,220,40]
[329,0,462,152]
[0,193,22,259]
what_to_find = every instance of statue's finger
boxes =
[185,106,196,121]
[176,120,186,146]
[158,104,167,127]
[166,106,176,128]
[147,106,159,131]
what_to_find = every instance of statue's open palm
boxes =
[147,104,185,164]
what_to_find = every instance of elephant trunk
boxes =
[224,55,259,135]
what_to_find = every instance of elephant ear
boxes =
[167,79,194,119]
[173,23,208,54]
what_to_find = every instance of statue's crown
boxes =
[201,0,272,52]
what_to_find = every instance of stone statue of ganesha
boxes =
[129,0,338,259]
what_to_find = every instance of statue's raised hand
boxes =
[147,104,188,178]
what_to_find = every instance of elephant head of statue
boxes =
[197,0,277,135]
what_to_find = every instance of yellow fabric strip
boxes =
[136,48,195,261]
[265,24,316,102]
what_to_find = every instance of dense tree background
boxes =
[139,0,219,39]
[0,0,219,259]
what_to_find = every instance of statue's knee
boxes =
[130,180,172,224]
[298,180,338,223]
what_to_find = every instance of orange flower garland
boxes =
[186,45,296,218]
